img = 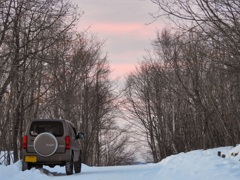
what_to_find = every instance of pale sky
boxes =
[71,0,164,79]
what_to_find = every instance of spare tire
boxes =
[34,132,58,157]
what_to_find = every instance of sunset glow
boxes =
[90,22,155,37]
[74,0,164,79]
[110,63,138,79]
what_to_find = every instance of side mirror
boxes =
[77,132,84,140]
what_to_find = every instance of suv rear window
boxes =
[30,121,64,137]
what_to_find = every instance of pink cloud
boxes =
[109,63,138,79]
[89,22,156,37]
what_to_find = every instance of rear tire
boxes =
[74,154,81,173]
[65,155,73,175]
[22,160,32,171]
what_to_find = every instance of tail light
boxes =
[23,135,27,149]
[65,136,70,149]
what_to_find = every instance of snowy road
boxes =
[1,146,240,180]
[48,163,160,179]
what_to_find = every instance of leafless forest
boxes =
[124,0,240,162]
[0,0,240,166]
[0,0,132,166]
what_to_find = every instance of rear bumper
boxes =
[22,149,71,165]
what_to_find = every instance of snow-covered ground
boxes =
[1,145,240,180]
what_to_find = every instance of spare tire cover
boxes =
[34,132,58,157]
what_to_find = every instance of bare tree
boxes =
[0,0,79,163]
[124,25,240,161]
[151,0,240,70]
[121,0,240,160]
